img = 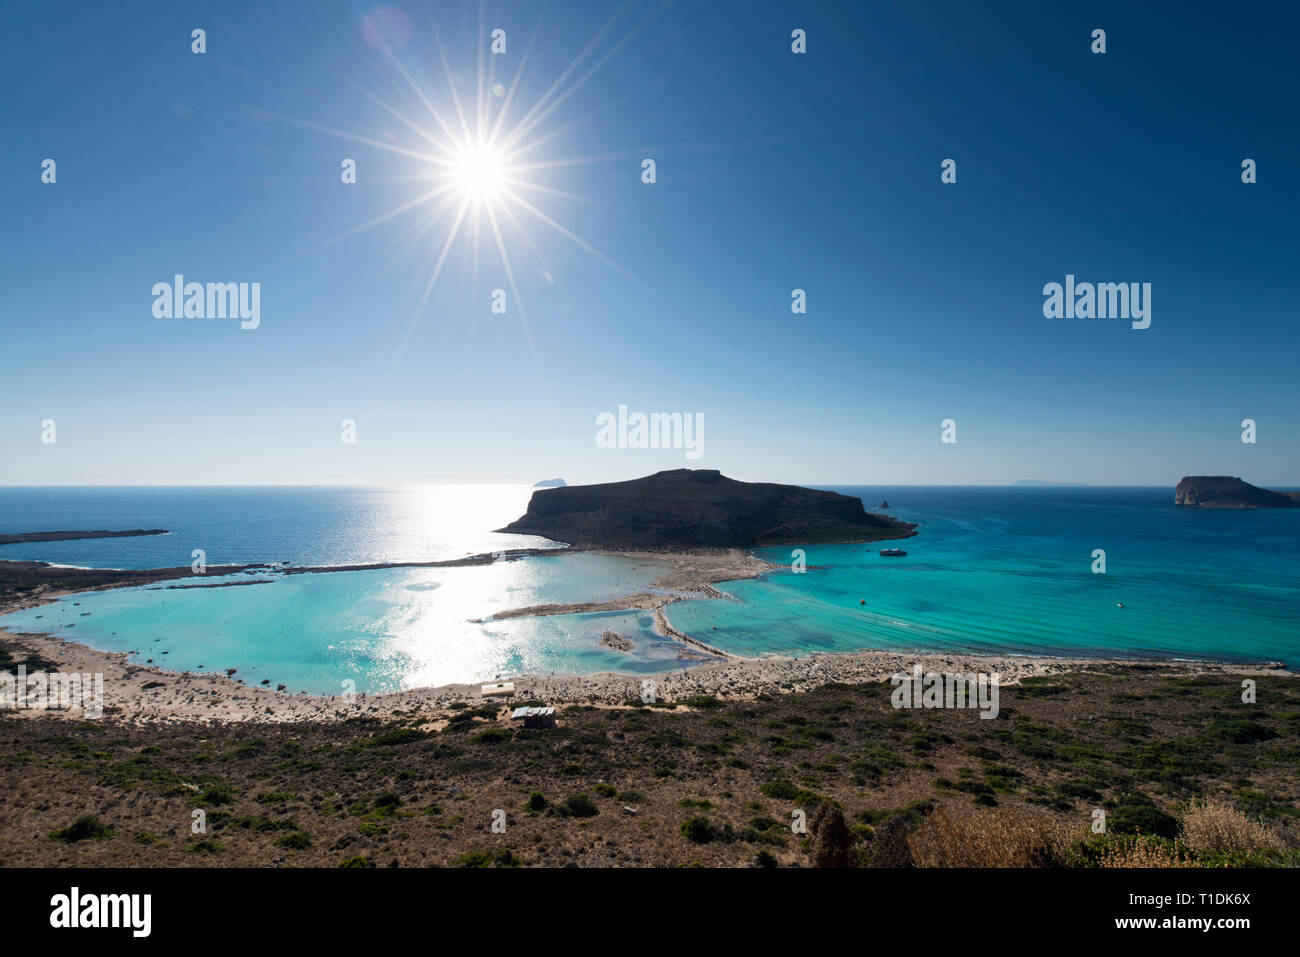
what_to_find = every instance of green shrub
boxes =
[760,780,800,800]
[681,816,719,844]
[1111,797,1179,839]
[275,831,313,850]
[680,695,724,710]
[49,815,113,844]
[1206,717,1277,745]
[562,794,599,818]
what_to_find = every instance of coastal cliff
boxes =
[497,469,916,547]
[1174,476,1300,509]
[0,529,168,546]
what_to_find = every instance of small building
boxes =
[480,681,515,697]
[510,706,556,729]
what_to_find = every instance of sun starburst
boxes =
[282,5,660,369]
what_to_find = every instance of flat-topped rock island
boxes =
[1175,476,1300,509]
[497,468,917,547]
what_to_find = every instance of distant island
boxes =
[532,478,567,488]
[1175,476,1300,509]
[1013,480,1091,487]
[0,529,169,546]
[498,469,916,547]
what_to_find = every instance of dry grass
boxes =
[4,654,1297,868]
[1179,797,1283,855]
[907,806,1068,867]
[1096,836,1195,868]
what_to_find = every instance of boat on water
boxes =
[879,548,907,557]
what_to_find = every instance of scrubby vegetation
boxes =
[48,814,113,844]
[2,659,1297,867]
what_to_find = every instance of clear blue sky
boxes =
[3,0,1297,486]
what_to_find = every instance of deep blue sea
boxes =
[2,485,1297,692]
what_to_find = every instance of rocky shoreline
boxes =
[0,625,1290,729]
[598,630,634,652]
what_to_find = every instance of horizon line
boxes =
[0,481,1202,490]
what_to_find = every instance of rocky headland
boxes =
[1174,476,1300,509]
[498,469,916,548]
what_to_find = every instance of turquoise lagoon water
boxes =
[670,487,1300,667]
[2,485,1298,690]
[0,551,699,693]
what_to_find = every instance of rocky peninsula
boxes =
[0,529,169,546]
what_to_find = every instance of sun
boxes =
[291,6,657,368]
[449,142,506,204]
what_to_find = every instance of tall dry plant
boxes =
[907,805,1067,867]
[1180,797,1282,855]
[1096,836,1195,868]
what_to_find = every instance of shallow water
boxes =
[0,552,699,693]
[667,486,1300,667]
[3,485,1298,690]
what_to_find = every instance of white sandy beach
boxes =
[2,625,1288,728]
